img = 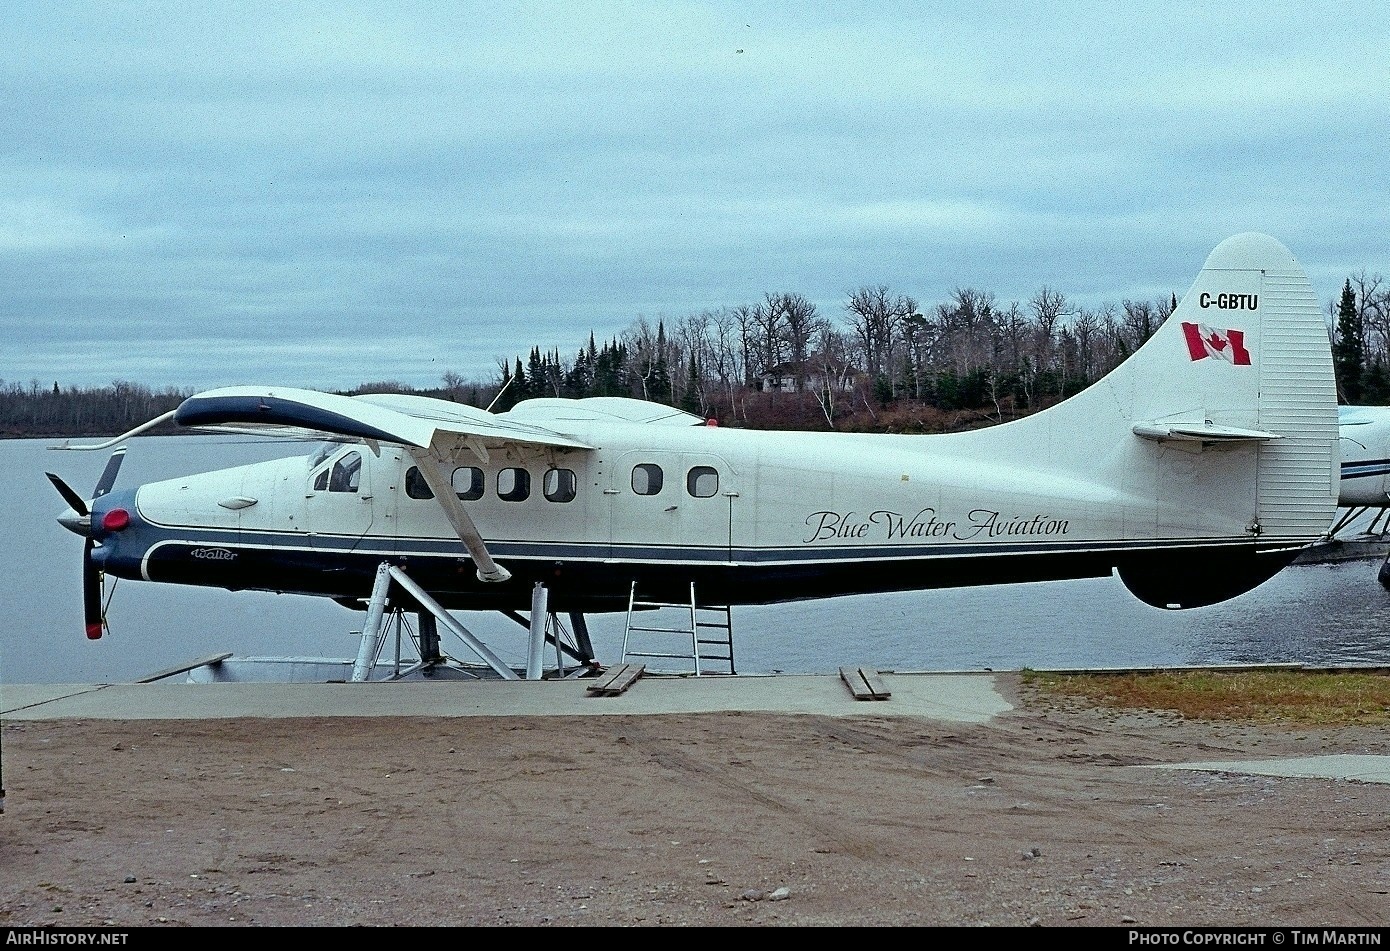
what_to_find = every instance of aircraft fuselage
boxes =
[86,410,1306,614]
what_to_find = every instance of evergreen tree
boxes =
[525,346,545,399]
[680,354,703,415]
[593,338,626,397]
[1332,279,1364,404]
[1362,357,1390,405]
[568,346,592,397]
[493,360,517,412]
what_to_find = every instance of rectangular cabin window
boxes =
[452,466,484,501]
[405,466,434,500]
[497,467,531,502]
[686,465,719,498]
[632,463,663,496]
[544,467,577,503]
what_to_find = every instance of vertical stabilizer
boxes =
[1114,232,1338,605]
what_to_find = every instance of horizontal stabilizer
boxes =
[1132,421,1283,442]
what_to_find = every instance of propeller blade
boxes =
[46,472,89,517]
[83,539,104,639]
[93,447,127,500]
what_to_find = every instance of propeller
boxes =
[46,447,126,639]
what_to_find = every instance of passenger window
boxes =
[405,466,434,500]
[687,466,719,498]
[497,467,531,502]
[329,451,362,493]
[632,463,664,496]
[544,468,577,503]
[452,466,484,501]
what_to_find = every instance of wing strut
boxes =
[408,447,512,583]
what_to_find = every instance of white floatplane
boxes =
[47,233,1347,681]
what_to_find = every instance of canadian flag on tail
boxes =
[1182,322,1251,365]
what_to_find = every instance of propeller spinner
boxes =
[46,447,126,639]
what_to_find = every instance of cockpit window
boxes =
[307,442,339,470]
[329,451,362,493]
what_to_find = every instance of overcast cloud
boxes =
[2,1,1387,392]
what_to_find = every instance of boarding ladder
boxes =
[621,581,734,676]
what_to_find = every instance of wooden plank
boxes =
[587,663,645,696]
[858,666,891,699]
[136,653,234,684]
[839,665,891,701]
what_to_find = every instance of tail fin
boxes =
[971,233,1338,608]
[1116,232,1338,606]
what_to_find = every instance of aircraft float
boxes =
[47,233,1364,681]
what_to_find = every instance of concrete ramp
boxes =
[0,672,1012,724]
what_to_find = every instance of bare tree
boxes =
[1349,271,1389,366]
[1121,299,1159,352]
[747,298,787,387]
[706,306,744,417]
[765,291,818,391]
[845,285,912,387]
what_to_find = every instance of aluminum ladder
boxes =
[621,581,734,675]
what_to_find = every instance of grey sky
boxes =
[3,1,1386,392]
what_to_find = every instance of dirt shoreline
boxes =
[3,674,1389,927]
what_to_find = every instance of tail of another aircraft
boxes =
[967,232,1339,608]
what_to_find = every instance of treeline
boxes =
[7,270,1388,439]
[0,379,192,439]
[488,286,1181,429]
[492,271,1390,428]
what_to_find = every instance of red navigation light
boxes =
[101,508,131,531]
[86,622,104,640]
[705,418,718,427]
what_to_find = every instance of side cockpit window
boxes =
[329,451,362,493]
[307,442,338,471]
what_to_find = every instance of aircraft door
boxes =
[608,450,736,563]
[303,445,379,551]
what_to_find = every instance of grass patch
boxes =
[1021,668,1390,725]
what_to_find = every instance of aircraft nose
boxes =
[56,506,91,537]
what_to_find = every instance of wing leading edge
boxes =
[173,386,593,454]
[172,386,598,585]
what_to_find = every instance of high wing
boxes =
[173,386,597,583]
[174,386,593,454]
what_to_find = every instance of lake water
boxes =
[5,435,1390,685]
